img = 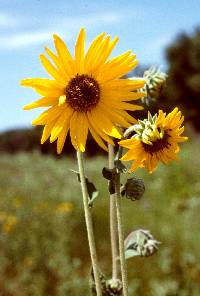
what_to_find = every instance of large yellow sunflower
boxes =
[119,107,188,173]
[21,28,145,153]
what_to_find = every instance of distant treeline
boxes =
[0,127,108,156]
[1,28,200,155]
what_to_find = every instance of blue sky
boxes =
[0,0,199,132]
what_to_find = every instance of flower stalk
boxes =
[76,151,102,296]
[108,144,118,280]
[115,172,129,296]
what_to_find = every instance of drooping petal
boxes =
[98,103,130,128]
[41,119,57,144]
[69,112,79,150]
[87,113,114,145]
[88,124,108,151]
[76,113,88,152]
[89,107,122,139]
[50,108,73,143]
[57,123,70,154]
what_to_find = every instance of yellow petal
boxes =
[90,107,122,139]
[89,124,108,151]
[21,78,63,88]
[101,98,143,112]
[99,60,138,83]
[129,159,143,172]
[45,47,70,80]
[87,113,114,145]
[57,125,69,154]
[40,54,66,84]
[50,108,73,143]
[53,34,75,77]
[102,78,145,91]
[76,113,88,152]
[85,32,106,67]
[98,103,130,128]
[74,28,85,74]
[21,78,65,97]
[98,52,137,79]
[115,109,137,124]
[121,149,135,161]
[23,97,58,110]
[41,119,57,144]
[92,36,119,75]
[70,112,79,150]
[32,105,65,125]
[85,33,106,73]
[119,138,138,149]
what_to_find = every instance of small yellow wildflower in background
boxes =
[119,107,188,173]
[3,215,18,233]
[55,202,73,214]
[24,257,34,268]
[21,28,145,153]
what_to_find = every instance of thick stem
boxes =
[108,144,118,280]
[115,173,129,296]
[76,151,102,296]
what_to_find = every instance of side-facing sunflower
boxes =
[119,107,188,173]
[21,28,145,153]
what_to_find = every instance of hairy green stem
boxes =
[115,173,129,296]
[108,144,118,280]
[76,151,102,296]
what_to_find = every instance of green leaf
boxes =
[114,160,127,174]
[70,169,99,207]
[124,229,161,259]
[87,179,99,208]
[102,167,116,181]
[125,249,139,259]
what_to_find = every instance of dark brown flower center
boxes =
[142,131,171,154]
[66,74,100,112]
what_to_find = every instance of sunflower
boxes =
[21,29,145,153]
[119,107,188,173]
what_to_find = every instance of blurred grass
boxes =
[0,135,200,295]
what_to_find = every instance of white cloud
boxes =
[0,30,54,48]
[0,12,122,50]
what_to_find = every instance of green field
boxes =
[0,136,200,295]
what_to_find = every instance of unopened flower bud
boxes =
[106,279,123,296]
[130,66,167,105]
[121,177,145,201]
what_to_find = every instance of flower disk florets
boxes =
[66,74,100,112]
